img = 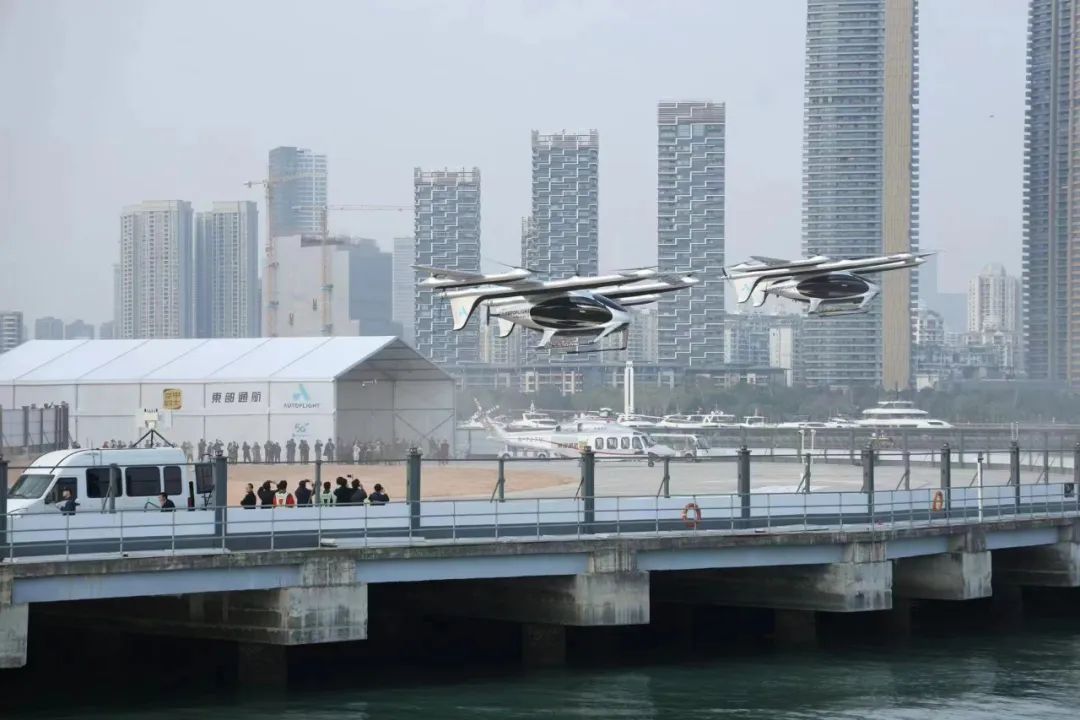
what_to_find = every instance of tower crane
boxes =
[242,173,314,337]
[315,203,410,336]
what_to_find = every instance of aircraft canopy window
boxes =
[632,437,643,450]
[594,437,603,450]
[620,437,630,449]
[606,438,617,450]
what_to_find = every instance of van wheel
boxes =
[536,452,549,460]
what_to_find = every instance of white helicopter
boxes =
[415,264,698,352]
[724,253,929,316]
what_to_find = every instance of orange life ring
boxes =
[681,502,703,527]
[931,490,945,512]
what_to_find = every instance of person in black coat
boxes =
[332,477,354,504]
[350,477,367,505]
[158,493,176,511]
[257,481,275,507]
[294,480,313,506]
[240,483,257,509]
[368,483,389,505]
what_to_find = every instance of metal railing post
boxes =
[212,451,228,547]
[799,452,811,493]
[661,456,671,499]
[496,457,506,502]
[976,452,985,522]
[1043,436,1051,484]
[958,429,966,468]
[862,445,875,518]
[941,443,952,514]
[581,446,595,529]
[314,458,322,502]
[737,445,751,521]
[1010,440,1021,509]
[407,447,422,533]
[1072,442,1080,498]
[0,455,7,557]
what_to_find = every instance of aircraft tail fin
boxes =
[727,274,762,304]
[448,293,486,330]
[495,318,515,338]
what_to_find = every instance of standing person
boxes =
[333,476,353,504]
[286,438,297,464]
[353,440,361,464]
[314,439,323,463]
[440,439,451,466]
[294,480,313,506]
[273,481,294,507]
[181,440,193,462]
[241,483,257,508]
[263,440,272,465]
[158,493,176,511]
[242,441,251,463]
[368,484,389,505]
[299,439,310,464]
[325,438,336,463]
[251,440,262,464]
[257,481,275,508]
[198,438,207,460]
[320,481,334,504]
[350,478,367,505]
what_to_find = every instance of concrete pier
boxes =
[0,569,28,669]
[995,542,1080,587]
[894,552,992,600]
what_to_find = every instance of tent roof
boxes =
[0,338,451,384]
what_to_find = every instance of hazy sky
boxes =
[0,0,1026,326]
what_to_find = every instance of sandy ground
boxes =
[3,454,1056,504]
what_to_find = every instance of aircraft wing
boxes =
[597,276,699,301]
[414,265,536,289]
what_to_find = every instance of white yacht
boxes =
[616,414,659,429]
[740,414,770,428]
[855,401,952,429]
[656,412,736,429]
[507,409,559,432]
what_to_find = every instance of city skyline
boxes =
[1,1,1025,327]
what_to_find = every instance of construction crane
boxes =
[242,173,314,337]
[316,203,410,336]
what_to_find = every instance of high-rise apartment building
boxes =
[118,200,193,339]
[392,236,416,345]
[1024,0,1080,383]
[414,168,481,365]
[344,238,399,336]
[64,320,95,339]
[267,146,327,237]
[34,316,64,340]
[968,264,1020,334]
[801,0,920,388]
[0,311,24,353]
[657,102,726,366]
[528,131,599,279]
[194,201,260,338]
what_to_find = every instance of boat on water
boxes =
[616,413,660,429]
[739,414,770,428]
[774,418,858,429]
[656,412,736,429]
[854,400,952,429]
[506,409,560,432]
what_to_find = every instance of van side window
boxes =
[163,466,183,496]
[86,468,115,498]
[47,477,77,504]
[606,437,617,450]
[125,466,161,497]
[620,437,630,449]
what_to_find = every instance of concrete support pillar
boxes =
[774,609,816,646]
[882,597,912,638]
[237,642,288,688]
[994,522,1080,587]
[894,552,992,600]
[0,570,27,669]
[521,623,566,667]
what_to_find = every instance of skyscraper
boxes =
[801,0,920,388]
[194,201,260,338]
[118,200,193,339]
[392,236,416,345]
[34,316,64,340]
[0,311,24,353]
[267,146,327,237]
[344,238,399,336]
[968,264,1021,334]
[64,320,95,339]
[414,168,481,365]
[1024,0,1075,383]
[528,131,599,279]
[657,102,726,366]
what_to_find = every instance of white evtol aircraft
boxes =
[724,253,930,316]
[415,265,698,352]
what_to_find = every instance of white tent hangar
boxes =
[0,337,456,450]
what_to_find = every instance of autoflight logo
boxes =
[284,384,320,410]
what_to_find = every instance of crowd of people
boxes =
[239,475,390,508]
[177,437,453,465]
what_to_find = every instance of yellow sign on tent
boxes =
[162,388,182,410]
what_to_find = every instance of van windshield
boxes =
[9,473,54,499]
